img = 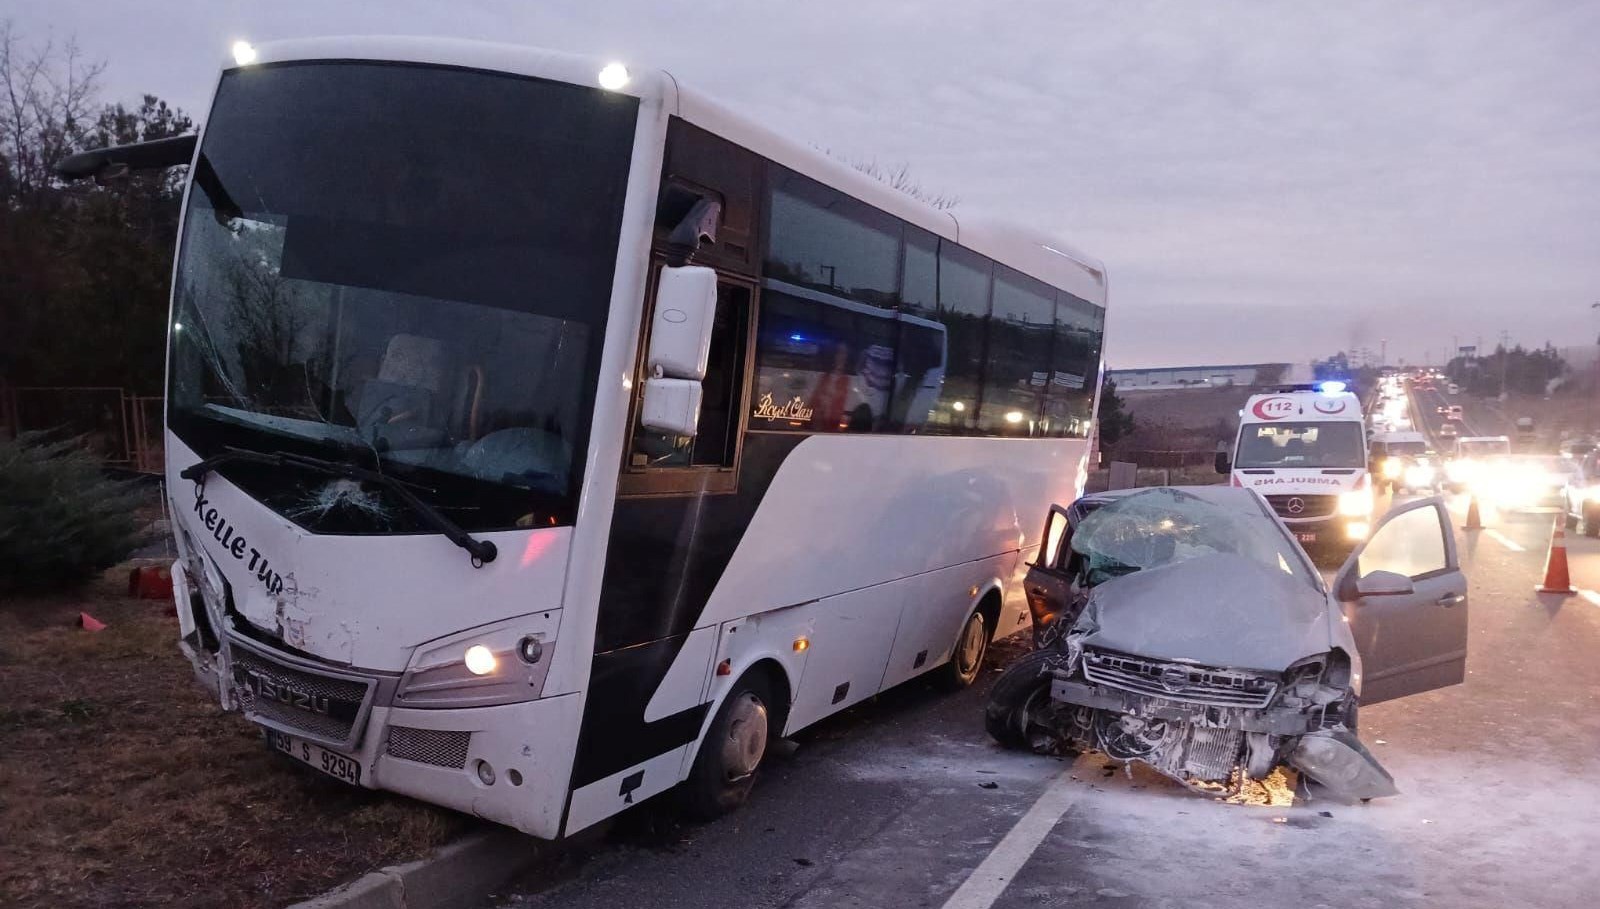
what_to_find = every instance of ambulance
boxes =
[1215,382,1373,553]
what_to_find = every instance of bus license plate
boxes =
[1296,532,1317,543]
[266,729,363,786]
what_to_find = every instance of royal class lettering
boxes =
[752,392,815,422]
[192,491,285,595]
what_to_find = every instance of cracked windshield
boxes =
[167,62,637,533]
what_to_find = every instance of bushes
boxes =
[0,432,150,592]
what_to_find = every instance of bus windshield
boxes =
[1235,421,1366,469]
[168,62,637,534]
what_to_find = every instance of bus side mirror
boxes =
[639,265,718,437]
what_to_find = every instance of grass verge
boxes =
[0,565,474,909]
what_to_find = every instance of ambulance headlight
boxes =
[398,619,556,708]
[1339,489,1373,517]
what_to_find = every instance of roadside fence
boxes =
[0,381,164,473]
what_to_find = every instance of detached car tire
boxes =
[682,674,774,820]
[985,649,1057,750]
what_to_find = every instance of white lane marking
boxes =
[1578,589,1600,608]
[940,769,1079,909]
[1483,529,1525,552]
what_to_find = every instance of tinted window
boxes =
[752,283,896,432]
[1042,291,1102,438]
[766,169,900,306]
[980,266,1055,435]
[923,242,991,435]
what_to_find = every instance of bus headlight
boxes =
[1339,489,1373,517]
[398,617,557,708]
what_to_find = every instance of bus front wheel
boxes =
[682,673,774,819]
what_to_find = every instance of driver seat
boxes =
[355,334,452,449]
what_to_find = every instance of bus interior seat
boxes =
[355,333,452,448]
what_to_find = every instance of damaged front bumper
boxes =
[1041,657,1397,802]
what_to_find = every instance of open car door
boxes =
[1023,505,1074,643]
[1331,496,1468,705]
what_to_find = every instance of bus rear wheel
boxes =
[937,608,990,691]
[682,674,773,820]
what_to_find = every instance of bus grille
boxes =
[231,645,371,746]
[1264,494,1337,520]
[1083,650,1277,708]
[386,727,472,769]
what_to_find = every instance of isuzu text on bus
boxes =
[60,38,1107,837]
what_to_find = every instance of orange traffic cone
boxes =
[1462,496,1483,531]
[1536,517,1576,595]
[78,613,107,632]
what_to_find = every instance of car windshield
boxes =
[1384,441,1428,457]
[1070,488,1317,590]
[1235,421,1365,469]
[167,62,637,534]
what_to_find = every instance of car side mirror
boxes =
[1214,448,1231,474]
[639,266,718,437]
[1355,570,1415,597]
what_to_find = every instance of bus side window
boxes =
[629,280,750,472]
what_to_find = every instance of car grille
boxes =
[1083,650,1278,708]
[231,644,373,747]
[1264,494,1337,520]
[386,726,472,769]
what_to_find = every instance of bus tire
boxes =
[682,673,774,820]
[984,649,1057,749]
[937,608,991,691]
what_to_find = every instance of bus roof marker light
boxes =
[231,41,257,66]
[1318,380,1347,395]
[597,62,630,91]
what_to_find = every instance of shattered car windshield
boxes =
[1071,489,1317,589]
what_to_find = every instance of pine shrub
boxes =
[0,432,150,592]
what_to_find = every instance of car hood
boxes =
[1073,553,1335,672]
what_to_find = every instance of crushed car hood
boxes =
[1075,553,1333,672]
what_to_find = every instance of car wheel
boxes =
[682,673,774,820]
[984,649,1058,749]
[1566,504,1579,531]
[1584,506,1600,539]
[937,608,991,691]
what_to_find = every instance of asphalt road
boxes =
[485,427,1600,908]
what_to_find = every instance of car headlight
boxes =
[1381,459,1403,479]
[1404,464,1434,488]
[397,616,557,708]
[1339,488,1373,517]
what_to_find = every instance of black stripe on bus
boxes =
[570,432,807,789]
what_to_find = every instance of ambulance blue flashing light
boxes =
[1318,381,1348,395]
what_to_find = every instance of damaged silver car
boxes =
[987,486,1468,801]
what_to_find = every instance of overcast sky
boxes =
[10,0,1599,369]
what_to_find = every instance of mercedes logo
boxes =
[1157,666,1188,692]
[1285,497,1306,515]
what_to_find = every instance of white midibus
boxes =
[67,38,1107,837]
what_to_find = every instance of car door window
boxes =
[1040,509,1069,569]
[1357,504,1448,580]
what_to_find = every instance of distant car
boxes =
[1564,452,1600,537]
[1438,422,1458,439]
[988,486,1468,802]
[1446,405,1464,421]
[1435,405,1447,414]
[1559,438,1596,461]
[1486,455,1576,511]
[1370,431,1433,494]
[1447,384,1460,395]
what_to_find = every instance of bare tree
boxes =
[0,20,104,203]
[816,146,959,210]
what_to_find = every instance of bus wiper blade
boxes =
[179,447,498,566]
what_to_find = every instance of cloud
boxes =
[9,0,1600,366]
